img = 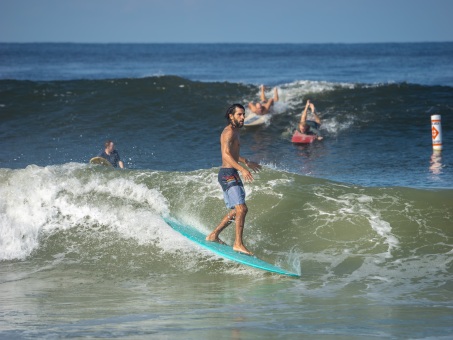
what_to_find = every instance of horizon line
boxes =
[1,40,452,45]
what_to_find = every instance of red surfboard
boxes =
[291,130,317,144]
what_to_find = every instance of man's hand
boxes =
[246,160,262,173]
[240,168,255,182]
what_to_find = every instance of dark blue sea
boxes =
[1,43,452,339]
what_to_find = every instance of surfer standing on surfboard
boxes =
[206,104,261,255]
[248,85,279,115]
[298,100,323,141]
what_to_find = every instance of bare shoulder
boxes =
[221,125,234,139]
[222,124,232,134]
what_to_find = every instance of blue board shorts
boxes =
[218,168,246,209]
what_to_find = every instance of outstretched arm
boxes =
[239,156,261,173]
[300,100,310,125]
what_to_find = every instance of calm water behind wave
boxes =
[2,42,453,86]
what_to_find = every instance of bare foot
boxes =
[206,233,226,245]
[233,244,254,256]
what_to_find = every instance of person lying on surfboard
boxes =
[205,103,261,256]
[98,140,125,168]
[298,100,323,141]
[248,85,279,115]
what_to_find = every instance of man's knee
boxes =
[235,204,248,215]
[228,210,237,220]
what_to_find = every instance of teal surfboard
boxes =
[164,217,300,277]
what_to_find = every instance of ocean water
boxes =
[1,43,452,338]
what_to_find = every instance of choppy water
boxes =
[1,43,452,338]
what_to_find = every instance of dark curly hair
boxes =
[224,103,245,123]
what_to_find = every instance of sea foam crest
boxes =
[278,80,356,109]
[0,164,170,261]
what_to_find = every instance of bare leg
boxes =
[263,98,274,113]
[273,87,279,102]
[248,102,259,114]
[232,204,253,255]
[259,85,267,103]
[206,209,236,244]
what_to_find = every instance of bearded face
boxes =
[230,108,245,128]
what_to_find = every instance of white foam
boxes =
[243,80,354,117]
[310,191,400,257]
[0,164,173,260]
[1,165,259,268]
[277,80,356,109]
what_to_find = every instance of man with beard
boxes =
[205,104,261,255]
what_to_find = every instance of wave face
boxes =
[1,164,452,338]
[1,164,452,339]
[1,164,451,281]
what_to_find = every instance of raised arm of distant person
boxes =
[298,100,323,140]
[299,100,311,129]
[248,85,279,115]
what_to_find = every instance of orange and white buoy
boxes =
[431,115,443,151]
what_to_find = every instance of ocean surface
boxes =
[1,43,452,338]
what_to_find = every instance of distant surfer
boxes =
[99,140,124,168]
[206,104,261,255]
[298,100,323,140]
[248,85,279,115]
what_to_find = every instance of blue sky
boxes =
[1,0,452,43]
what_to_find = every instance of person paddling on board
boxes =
[99,140,124,168]
[206,103,261,255]
[248,85,279,115]
[298,100,323,141]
